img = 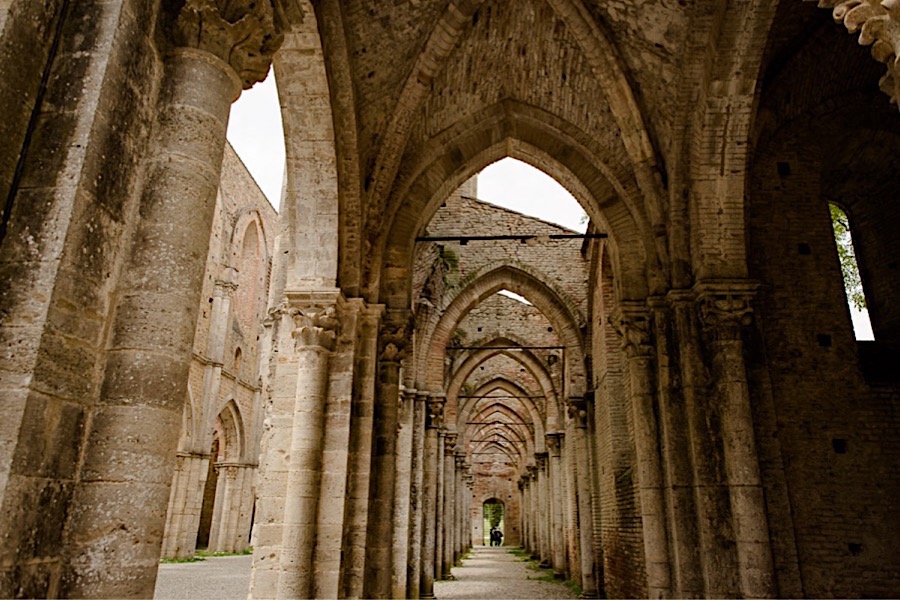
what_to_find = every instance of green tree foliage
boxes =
[829,204,866,311]
[484,501,504,529]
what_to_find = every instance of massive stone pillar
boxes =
[611,304,672,598]
[250,292,339,599]
[341,304,383,598]
[442,433,457,576]
[61,4,282,596]
[407,391,428,598]
[648,296,702,596]
[697,282,775,598]
[420,395,444,599]
[391,387,416,599]
[364,312,410,598]
[547,433,566,578]
[570,399,598,598]
[669,289,739,596]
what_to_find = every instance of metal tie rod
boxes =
[415,233,608,245]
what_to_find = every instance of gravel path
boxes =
[435,546,578,600]
[154,555,251,600]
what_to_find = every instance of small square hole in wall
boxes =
[477,327,482,332]
[777,161,791,177]
[817,334,832,347]
[798,243,811,255]
[832,438,848,454]
[848,543,863,556]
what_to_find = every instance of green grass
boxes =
[160,547,253,563]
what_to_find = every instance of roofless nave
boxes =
[1,1,899,598]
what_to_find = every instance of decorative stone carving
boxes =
[545,432,562,456]
[172,0,287,88]
[290,304,340,351]
[426,395,445,430]
[813,0,900,106]
[444,432,457,453]
[695,281,758,342]
[567,397,589,428]
[379,311,413,363]
[610,304,653,359]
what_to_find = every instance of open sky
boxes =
[225,72,872,339]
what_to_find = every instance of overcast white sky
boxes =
[226,72,873,339]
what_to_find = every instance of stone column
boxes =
[697,282,775,598]
[162,269,238,559]
[161,453,210,558]
[407,392,427,598]
[611,304,672,598]
[273,296,340,599]
[390,387,416,599]
[435,431,446,581]
[455,452,467,560]
[648,295,702,596]
[420,395,444,599]
[536,452,551,566]
[669,289,738,596]
[442,433,457,576]
[563,417,581,584]
[570,399,598,598]
[526,466,538,556]
[341,304,383,598]
[364,312,411,598]
[62,3,282,596]
[209,463,254,554]
[547,433,566,578]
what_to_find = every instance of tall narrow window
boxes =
[829,203,873,340]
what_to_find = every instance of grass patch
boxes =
[160,547,253,563]
[159,556,205,564]
[564,578,583,596]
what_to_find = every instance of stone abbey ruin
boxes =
[1,0,899,598]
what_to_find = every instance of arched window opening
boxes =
[483,499,505,546]
[233,347,242,377]
[829,203,873,340]
[196,435,220,549]
[497,288,532,305]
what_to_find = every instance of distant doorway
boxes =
[483,498,505,546]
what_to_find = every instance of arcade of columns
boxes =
[1,0,899,599]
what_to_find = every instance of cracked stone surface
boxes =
[435,546,578,599]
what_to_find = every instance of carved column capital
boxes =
[695,280,758,342]
[214,266,240,297]
[545,432,563,456]
[444,432,458,453]
[811,0,900,106]
[567,397,589,428]
[171,0,288,89]
[426,393,446,430]
[284,290,342,352]
[379,310,413,364]
[535,451,548,469]
[610,302,653,359]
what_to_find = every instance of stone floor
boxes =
[153,546,578,599]
[154,555,252,600]
[435,546,579,599]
